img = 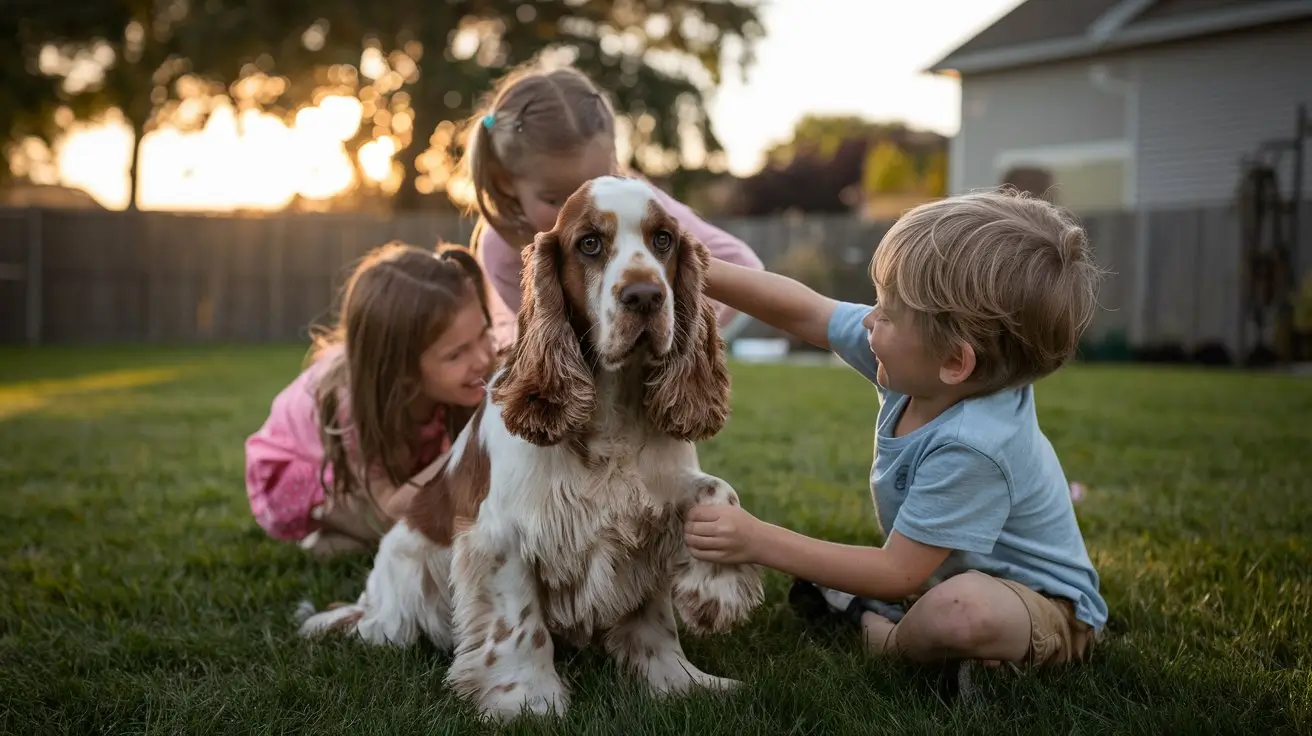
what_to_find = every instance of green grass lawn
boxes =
[2,345,1310,734]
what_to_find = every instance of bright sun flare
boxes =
[50,95,394,212]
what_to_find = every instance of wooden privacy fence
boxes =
[0,208,476,345]
[1,202,1310,361]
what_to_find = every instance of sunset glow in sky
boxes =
[51,96,386,211]
[28,0,1025,212]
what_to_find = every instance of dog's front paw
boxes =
[691,476,740,507]
[643,658,743,697]
[698,674,743,692]
[673,562,763,635]
[477,678,569,723]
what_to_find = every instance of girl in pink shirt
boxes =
[244,242,497,557]
[446,61,765,349]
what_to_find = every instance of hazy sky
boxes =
[709,0,1026,174]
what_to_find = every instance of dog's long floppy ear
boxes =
[492,231,596,446]
[644,229,731,442]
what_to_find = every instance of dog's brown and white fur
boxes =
[296,176,763,721]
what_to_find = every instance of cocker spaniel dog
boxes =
[296,175,763,721]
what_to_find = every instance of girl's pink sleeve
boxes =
[475,226,523,352]
[244,455,327,541]
[243,350,338,541]
[646,184,764,327]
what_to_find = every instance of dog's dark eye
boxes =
[578,235,602,256]
[652,230,674,252]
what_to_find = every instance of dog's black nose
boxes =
[619,282,665,314]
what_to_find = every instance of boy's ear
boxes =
[939,341,976,386]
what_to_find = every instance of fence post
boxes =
[1128,209,1150,347]
[25,208,42,346]
[268,214,285,341]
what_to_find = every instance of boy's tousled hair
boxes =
[449,59,617,249]
[871,187,1105,394]
[309,241,492,526]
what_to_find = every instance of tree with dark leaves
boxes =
[3,0,765,211]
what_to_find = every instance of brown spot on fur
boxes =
[516,629,527,647]
[492,618,513,644]
[597,210,619,240]
[495,552,507,566]
[450,543,501,657]
[494,683,518,694]
[642,224,731,442]
[700,599,722,625]
[493,229,597,447]
[642,199,681,250]
[677,590,724,632]
[404,407,492,546]
[330,609,363,633]
[485,649,498,667]
[518,603,533,625]
[531,627,548,649]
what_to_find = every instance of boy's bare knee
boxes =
[900,573,1009,655]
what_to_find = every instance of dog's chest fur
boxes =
[515,370,686,645]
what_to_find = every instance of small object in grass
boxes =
[292,600,316,625]
[787,577,906,626]
[1070,482,1086,503]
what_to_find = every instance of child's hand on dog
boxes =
[683,504,764,565]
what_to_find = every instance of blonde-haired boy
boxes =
[684,189,1108,674]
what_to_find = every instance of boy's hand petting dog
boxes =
[683,503,765,565]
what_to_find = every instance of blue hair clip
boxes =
[482,113,495,130]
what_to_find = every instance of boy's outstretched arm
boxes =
[705,258,839,351]
[684,504,950,602]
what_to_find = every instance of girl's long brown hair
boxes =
[309,241,493,525]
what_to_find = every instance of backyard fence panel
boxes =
[3,202,1310,360]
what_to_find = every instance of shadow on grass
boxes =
[5,592,1305,735]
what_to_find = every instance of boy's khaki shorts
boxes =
[992,576,1099,668]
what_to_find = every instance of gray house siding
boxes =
[951,20,1312,209]
[1132,20,1312,207]
[953,60,1129,203]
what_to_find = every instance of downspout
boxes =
[1089,62,1146,346]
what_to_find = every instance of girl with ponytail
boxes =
[447,60,765,349]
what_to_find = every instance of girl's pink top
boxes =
[244,344,452,541]
[477,180,764,350]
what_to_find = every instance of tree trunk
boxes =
[126,115,145,211]
[392,102,437,212]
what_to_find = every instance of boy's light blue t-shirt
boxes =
[827,301,1108,631]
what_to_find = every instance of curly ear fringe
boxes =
[492,232,596,446]
[644,231,732,441]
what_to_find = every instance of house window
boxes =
[994,140,1132,213]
